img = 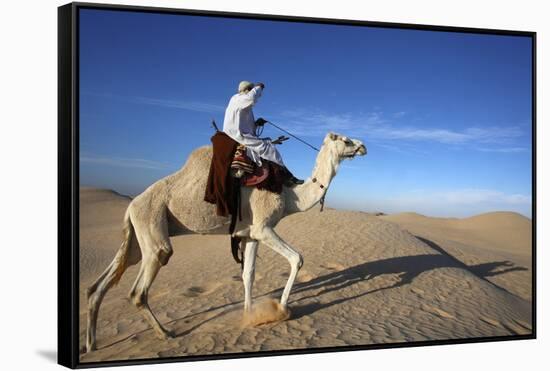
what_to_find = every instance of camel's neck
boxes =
[285,144,341,214]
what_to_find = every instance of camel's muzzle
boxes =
[343,144,367,158]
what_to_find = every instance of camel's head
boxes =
[323,132,367,160]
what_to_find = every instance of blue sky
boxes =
[79,8,533,218]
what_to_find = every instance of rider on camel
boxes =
[222,80,304,185]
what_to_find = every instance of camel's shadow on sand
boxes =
[180,236,526,325]
[95,236,527,350]
[283,236,528,320]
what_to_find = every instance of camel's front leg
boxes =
[242,239,259,312]
[250,226,303,309]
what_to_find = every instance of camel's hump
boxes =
[180,145,213,171]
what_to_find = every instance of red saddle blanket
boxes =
[229,141,292,191]
[242,164,270,186]
[244,160,293,193]
[204,132,293,218]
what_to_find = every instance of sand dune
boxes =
[381,211,532,300]
[381,211,531,254]
[78,188,532,363]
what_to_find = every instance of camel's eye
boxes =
[342,137,353,145]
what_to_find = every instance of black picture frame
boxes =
[58,2,537,369]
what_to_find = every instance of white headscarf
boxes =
[238,80,254,93]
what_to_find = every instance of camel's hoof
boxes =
[242,299,291,327]
[85,343,96,353]
[157,329,175,340]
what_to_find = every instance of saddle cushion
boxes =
[242,163,270,186]
[249,160,293,194]
[227,140,294,193]
[230,144,255,175]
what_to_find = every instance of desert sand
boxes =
[78,187,532,363]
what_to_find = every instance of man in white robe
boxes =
[222,80,303,185]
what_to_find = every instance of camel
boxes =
[85,132,366,352]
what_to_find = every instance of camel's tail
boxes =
[86,208,135,298]
[112,208,135,285]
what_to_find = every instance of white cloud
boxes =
[276,110,383,137]
[83,91,225,113]
[335,188,532,218]
[393,111,406,118]
[422,189,532,206]
[477,147,528,153]
[275,109,526,150]
[131,96,225,113]
[372,127,472,143]
[80,154,174,170]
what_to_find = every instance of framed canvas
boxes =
[58,2,536,368]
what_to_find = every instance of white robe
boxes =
[222,86,285,167]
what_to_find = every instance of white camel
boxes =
[85,132,366,352]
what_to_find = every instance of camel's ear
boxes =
[328,132,338,141]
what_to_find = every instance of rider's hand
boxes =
[256,82,265,89]
[272,136,289,145]
[255,117,267,126]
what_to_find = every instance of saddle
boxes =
[230,144,270,187]
[204,131,293,220]
[204,130,294,268]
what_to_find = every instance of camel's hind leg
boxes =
[86,239,141,352]
[128,249,174,339]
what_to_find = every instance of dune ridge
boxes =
[78,188,532,363]
[381,211,532,300]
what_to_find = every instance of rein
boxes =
[266,120,320,152]
[348,146,363,158]
[262,120,328,212]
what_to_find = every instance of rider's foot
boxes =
[285,176,304,186]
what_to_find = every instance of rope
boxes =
[255,121,264,137]
[211,119,220,132]
[262,119,328,212]
[266,120,320,152]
